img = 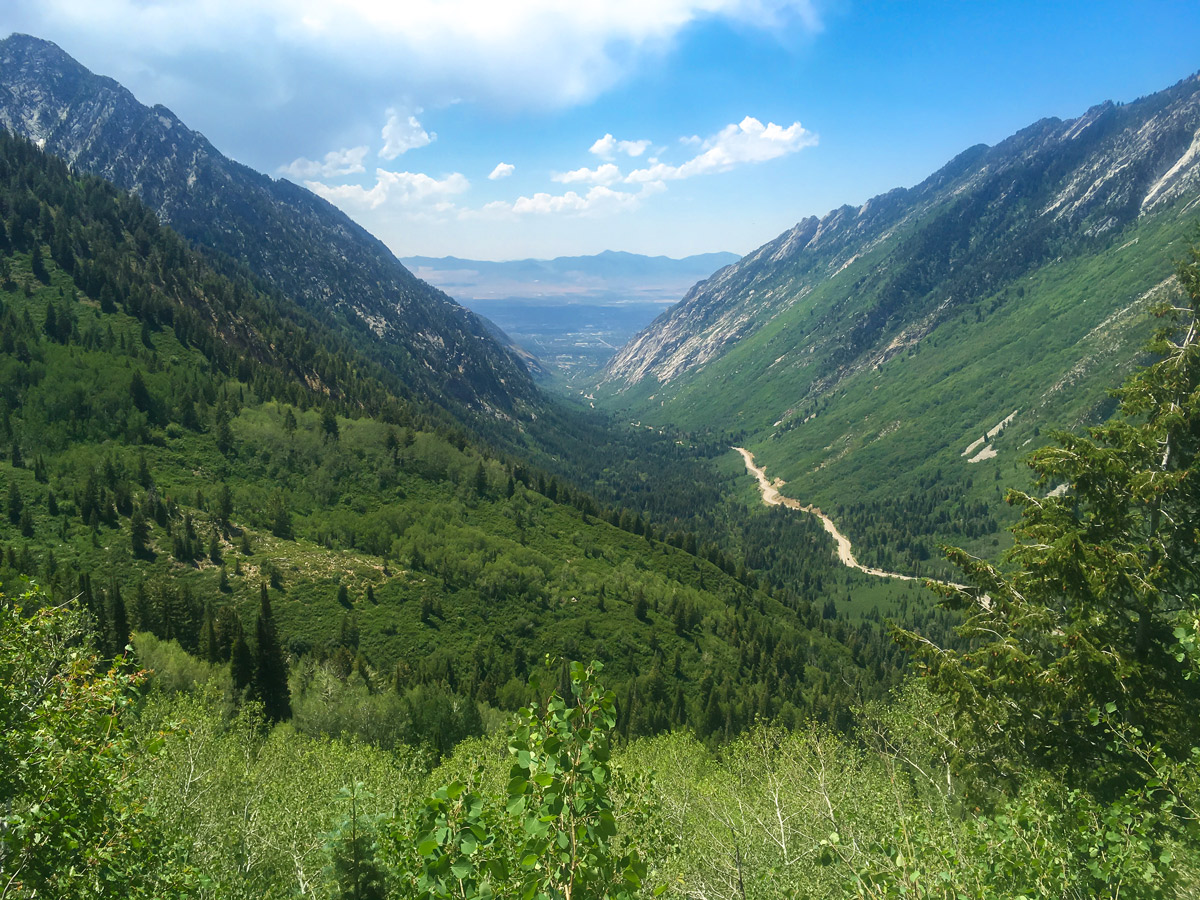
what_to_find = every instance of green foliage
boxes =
[0,582,186,898]
[398,660,657,899]
[324,782,388,900]
[253,587,292,722]
[905,249,1200,782]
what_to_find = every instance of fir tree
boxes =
[129,369,152,414]
[321,407,339,442]
[130,504,149,556]
[197,602,218,664]
[6,479,22,525]
[324,783,387,900]
[229,614,254,696]
[254,584,291,722]
[106,582,129,657]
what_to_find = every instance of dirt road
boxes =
[734,447,923,582]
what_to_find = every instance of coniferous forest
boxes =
[2,61,1200,900]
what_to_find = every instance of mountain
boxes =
[0,127,910,742]
[402,250,741,303]
[0,33,533,416]
[598,73,1200,571]
[403,251,740,379]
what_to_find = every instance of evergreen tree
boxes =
[267,489,292,540]
[6,479,22,525]
[197,602,218,664]
[130,504,149,556]
[214,483,233,534]
[129,369,152,414]
[106,582,129,657]
[321,407,339,442]
[214,407,234,456]
[907,247,1200,783]
[324,783,387,900]
[229,613,254,697]
[254,584,292,722]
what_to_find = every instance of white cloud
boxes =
[381,109,434,159]
[625,116,816,182]
[7,1,825,115]
[552,163,623,185]
[488,162,516,180]
[308,168,468,210]
[477,182,664,219]
[278,145,368,179]
[588,134,653,159]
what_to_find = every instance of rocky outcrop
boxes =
[601,74,1200,391]
[0,33,534,414]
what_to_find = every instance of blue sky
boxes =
[3,1,1199,260]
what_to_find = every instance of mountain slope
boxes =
[0,127,914,742]
[598,73,1200,571]
[0,33,533,415]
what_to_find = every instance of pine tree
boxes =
[106,582,129,657]
[6,479,22,525]
[267,489,292,540]
[214,483,233,534]
[129,369,152,414]
[254,584,291,722]
[321,407,339,442]
[906,247,1200,783]
[130,504,149,556]
[197,602,218,664]
[324,783,387,900]
[230,613,254,696]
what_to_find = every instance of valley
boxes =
[402,251,739,380]
[734,446,921,582]
[0,16,1198,900]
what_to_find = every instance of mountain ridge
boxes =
[0,32,534,416]
[595,70,1200,570]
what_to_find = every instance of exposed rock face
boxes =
[0,33,533,414]
[601,74,1200,391]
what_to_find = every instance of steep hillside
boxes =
[598,73,1200,571]
[0,129,919,741]
[0,33,533,416]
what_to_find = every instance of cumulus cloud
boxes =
[478,181,664,218]
[588,134,653,159]
[3,0,824,120]
[552,163,623,186]
[278,145,368,179]
[308,168,468,210]
[625,116,816,182]
[381,110,434,159]
[488,162,516,180]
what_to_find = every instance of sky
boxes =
[2,1,1199,261]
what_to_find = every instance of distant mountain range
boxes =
[401,250,741,304]
[0,33,533,416]
[598,72,1200,566]
[403,251,740,380]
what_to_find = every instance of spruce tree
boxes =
[907,247,1200,783]
[197,602,218,664]
[106,582,129,657]
[254,584,291,722]
[229,613,254,696]
[6,479,21,525]
[130,504,149,556]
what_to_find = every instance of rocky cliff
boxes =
[0,33,534,415]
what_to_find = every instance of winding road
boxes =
[734,446,923,582]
